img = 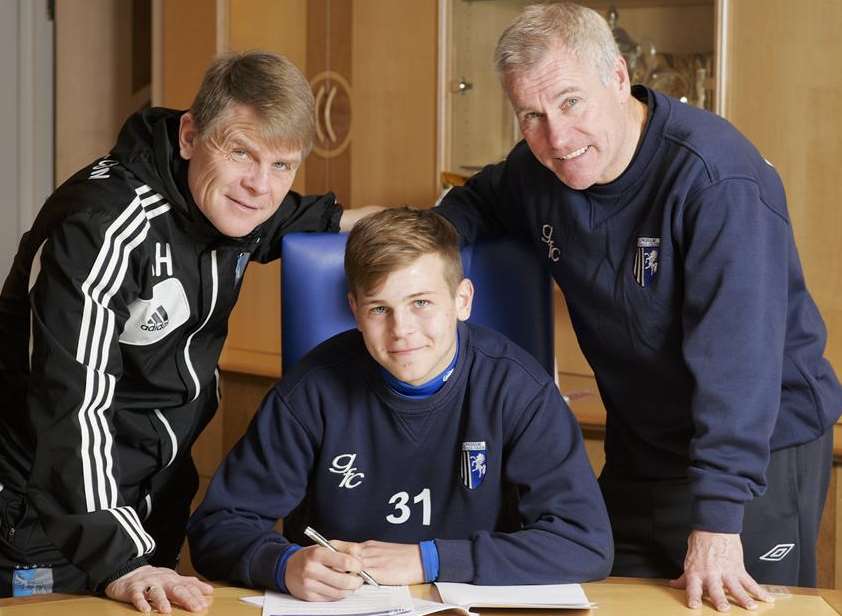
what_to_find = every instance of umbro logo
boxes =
[759,543,795,562]
[140,306,169,332]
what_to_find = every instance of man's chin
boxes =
[384,364,426,386]
[212,219,260,238]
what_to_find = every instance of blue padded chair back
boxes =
[281,233,554,375]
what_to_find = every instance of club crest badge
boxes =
[460,441,487,489]
[633,237,660,287]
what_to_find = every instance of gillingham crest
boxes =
[460,441,487,489]
[633,237,660,287]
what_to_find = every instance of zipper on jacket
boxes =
[153,409,178,469]
[183,250,219,401]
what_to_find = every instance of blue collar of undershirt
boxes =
[381,332,460,399]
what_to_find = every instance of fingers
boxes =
[105,566,213,613]
[679,572,775,611]
[146,584,173,614]
[741,575,775,604]
[723,575,757,610]
[129,585,153,614]
[310,561,364,592]
[319,547,363,575]
[684,574,704,610]
[286,546,364,602]
[331,540,363,559]
[167,582,213,612]
[705,577,731,612]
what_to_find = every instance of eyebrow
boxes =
[514,86,581,114]
[230,136,302,165]
[360,291,435,306]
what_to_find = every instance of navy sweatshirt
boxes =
[436,86,842,534]
[187,322,612,589]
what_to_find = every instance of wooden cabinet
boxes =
[216,0,440,379]
[721,0,842,588]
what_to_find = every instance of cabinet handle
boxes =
[324,84,338,143]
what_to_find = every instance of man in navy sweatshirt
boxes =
[187,207,612,600]
[434,2,842,612]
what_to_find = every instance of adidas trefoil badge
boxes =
[120,278,191,346]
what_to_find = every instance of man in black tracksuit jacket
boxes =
[0,51,372,612]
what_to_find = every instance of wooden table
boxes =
[1,578,841,615]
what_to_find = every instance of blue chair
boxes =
[281,233,554,375]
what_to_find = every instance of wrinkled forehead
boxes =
[203,103,305,157]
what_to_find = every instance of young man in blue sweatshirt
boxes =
[434,2,842,612]
[187,207,612,600]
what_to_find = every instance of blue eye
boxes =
[370,306,387,315]
[562,97,580,111]
[273,161,291,171]
[230,149,249,162]
[413,299,431,308]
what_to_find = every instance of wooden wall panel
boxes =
[221,0,310,377]
[724,0,842,375]
[160,0,217,109]
[350,1,439,209]
[724,0,842,589]
[55,0,150,184]
[305,0,353,207]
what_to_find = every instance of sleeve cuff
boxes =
[250,542,296,591]
[324,195,342,232]
[693,498,745,534]
[433,539,474,583]
[275,545,302,594]
[419,540,439,582]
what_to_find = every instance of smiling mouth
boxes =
[559,145,590,161]
[388,346,423,356]
[228,196,258,211]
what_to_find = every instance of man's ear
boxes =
[611,54,631,98]
[455,278,474,321]
[178,112,198,160]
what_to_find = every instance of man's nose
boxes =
[390,310,415,337]
[243,164,271,194]
[545,116,570,151]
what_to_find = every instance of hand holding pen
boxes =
[304,526,381,587]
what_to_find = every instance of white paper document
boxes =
[434,582,594,610]
[261,585,414,616]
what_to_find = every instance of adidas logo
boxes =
[140,306,169,332]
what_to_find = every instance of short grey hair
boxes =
[494,2,620,84]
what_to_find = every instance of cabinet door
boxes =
[722,0,842,590]
[723,0,842,374]
[219,0,439,378]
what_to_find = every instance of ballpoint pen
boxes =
[304,526,381,587]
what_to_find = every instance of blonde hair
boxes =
[190,51,315,154]
[494,2,620,84]
[345,208,463,297]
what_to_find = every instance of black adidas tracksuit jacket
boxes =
[0,107,340,590]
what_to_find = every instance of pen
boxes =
[303,526,381,587]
